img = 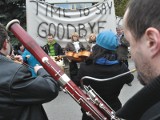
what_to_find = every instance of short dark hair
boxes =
[0,23,8,50]
[85,44,117,64]
[126,0,160,40]
[47,33,54,37]
[17,42,23,49]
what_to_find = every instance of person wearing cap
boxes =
[73,30,134,120]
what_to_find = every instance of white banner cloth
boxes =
[26,0,116,47]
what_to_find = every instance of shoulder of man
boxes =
[42,44,49,49]
[140,101,160,120]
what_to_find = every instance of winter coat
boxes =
[42,42,64,56]
[74,62,134,111]
[117,34,130,61]
[22,49,40,77]
[65,42,85,52]
[116,76,160,120]
[0,54,59,120]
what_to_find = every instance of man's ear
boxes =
[145,27,160,57]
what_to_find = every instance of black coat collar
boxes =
[116,76,160,120]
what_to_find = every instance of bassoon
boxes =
[6,19,120,120]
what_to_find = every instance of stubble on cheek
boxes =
[136,60,153,85]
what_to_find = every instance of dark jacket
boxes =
[65,42,86,79]
[117,34,130,61]
[74,62,134,111]
[65,42,85,52]
[42,43,64,56]
[0,54,59,120]
[116,76,160,120]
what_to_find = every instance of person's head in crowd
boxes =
[17,42,25,55]
[88,33,96,43]
[0,24,11,56]
[116,25,123,36]
[47,33,55,44]
[71,32,79,42]
[88,30,118,63]
[13,44,19,55]
[123,0,160,85]
[96,30,118,51]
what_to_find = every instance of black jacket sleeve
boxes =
[10,65,59,105]
[55,43,64,55]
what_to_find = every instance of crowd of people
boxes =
[1,0,159,119]
[1,28,132,120]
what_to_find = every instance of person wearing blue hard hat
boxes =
[73,30,134,120]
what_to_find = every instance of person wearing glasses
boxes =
[0,23,59,120]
